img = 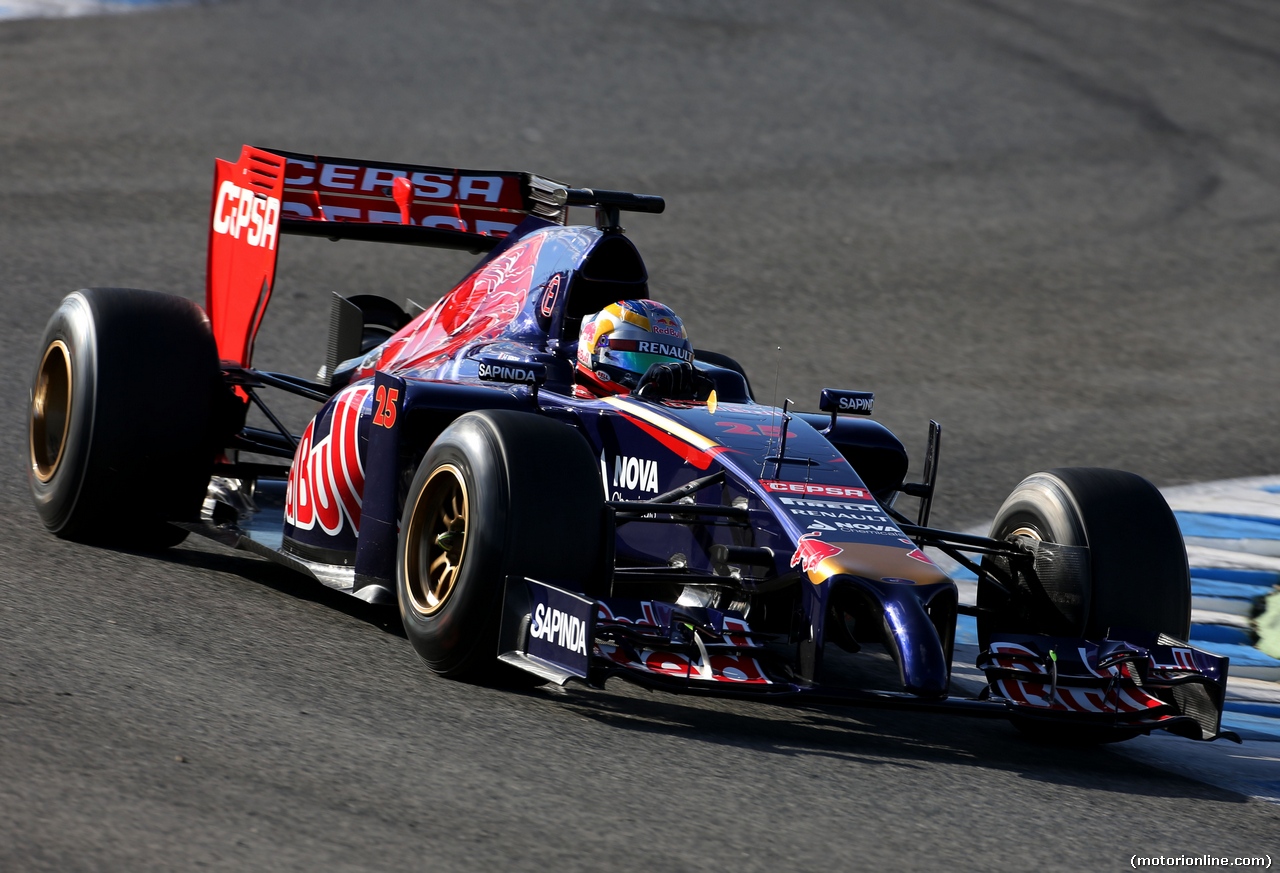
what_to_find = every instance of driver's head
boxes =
[576,300,693,395]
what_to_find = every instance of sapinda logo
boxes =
[285,384,372,536]
[838,395,873,412]
[212,181,281,250]
[529,603,588,656]
[477,362,540,383]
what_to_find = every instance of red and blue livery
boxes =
[26,146,1236,745]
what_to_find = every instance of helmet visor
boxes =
[597,337,693,386]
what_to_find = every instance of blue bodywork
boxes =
[232,217,1232,740]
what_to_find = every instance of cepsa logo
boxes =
[285,385,372,536]
[279,159,519,235]
[761,479,872,501]
[212,181,281,250]
[284,159,509,203]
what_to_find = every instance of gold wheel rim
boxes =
[30,340,72,483]
[404,464,469,616]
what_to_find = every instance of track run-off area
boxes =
[2,1,1279,870]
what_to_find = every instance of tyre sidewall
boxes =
[397,416,509,675]
[396,410,605,678]
[28,292,98,534]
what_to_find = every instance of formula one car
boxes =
[27,145,1236,744]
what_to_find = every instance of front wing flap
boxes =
[979,632,1236,741]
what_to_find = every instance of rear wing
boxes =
[270,147,570,252]
[207,145,558,366]
[206,144,664,367]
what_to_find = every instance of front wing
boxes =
[499,577,1237,742]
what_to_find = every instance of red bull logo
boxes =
[790,532,844,574]
[652,315,681,337]
[285,384,372,537]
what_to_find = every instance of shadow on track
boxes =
[536,684,1249,803]
[151,536,406,637]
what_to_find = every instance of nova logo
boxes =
[530,603,588,656]
[212,181,281,250]
[613,455,659,493]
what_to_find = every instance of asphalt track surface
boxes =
[2,1,1280,870]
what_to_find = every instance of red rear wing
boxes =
[271,148,568,247]
[205,145,569,367]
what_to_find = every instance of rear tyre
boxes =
[28,289,222,549]
[979,467,1190,743]
[396,410,604,680]
[347,294,410,354]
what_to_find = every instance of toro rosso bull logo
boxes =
[790,532,844,574]
[285,384,372,536]
[212,181,281,250]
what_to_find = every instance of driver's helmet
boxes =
[576,299,693,395]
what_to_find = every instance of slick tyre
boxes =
[396,410,604,680]
[28,289,222,549]
[979,467,1190,744]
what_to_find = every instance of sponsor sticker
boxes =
[525,579,595,679]
[212,181,281,251]
[761,479,873,501]
[607,338,693,362]
[476,358,546,385]
[538,274,561,319]
[651,316,681,338]
[819,388,875,415]
[612,454,660,494]
[790,532,844,574]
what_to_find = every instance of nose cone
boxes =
[833,575,955,698]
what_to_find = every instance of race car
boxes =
[27,145,1237,744]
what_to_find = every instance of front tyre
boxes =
[396,410,604,680]
[28,289,222,549]
[979,467,1191,743]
